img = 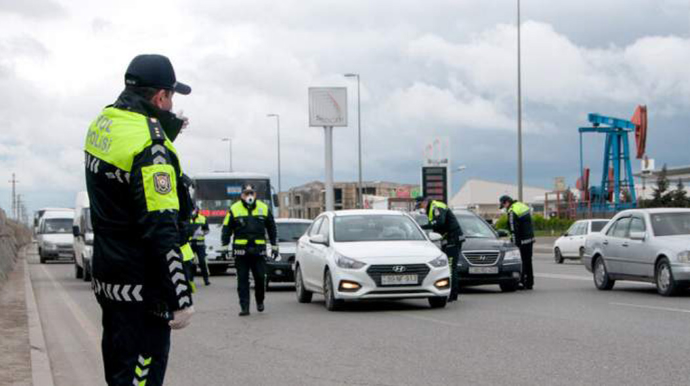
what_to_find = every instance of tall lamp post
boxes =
[344,73,363,208]
[221,138,233,172]
[267,114,282,194]
[516,0,524,201]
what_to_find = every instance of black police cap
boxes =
[125,54,191,95]
[499,195,513,208]
[241,183,256,193]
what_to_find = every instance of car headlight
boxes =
[84,245,93,259]
[85,233,94,245]
[503,248,521,262]
[335,253,366,269]
[677,251,690,264]
[273,254,282,262]
[428,255,448,268]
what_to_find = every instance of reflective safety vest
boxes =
[509,201,530,217]
[226,200,270,246]
[189,214,207,242]
[508,201,535,245]
[428,200,448,222]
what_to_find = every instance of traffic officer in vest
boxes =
[84,54,194,386]
[221,183,278,316]
[416,196,465,302]
[500,195,535,290]
[189,208,211,286]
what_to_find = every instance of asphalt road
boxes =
[27,245,690,386]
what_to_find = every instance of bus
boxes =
[192,172,274,275]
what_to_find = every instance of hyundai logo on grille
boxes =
[392,266,406,273]
[480,255,487,261]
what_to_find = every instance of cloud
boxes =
[0,0,65,19]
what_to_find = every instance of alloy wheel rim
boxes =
[658,265,671,290]
[325,275,332,306]
[595,261,605,285]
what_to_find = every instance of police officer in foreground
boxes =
[189,208,211,286]
[500,195,535,290]
[221,183,278,316]
[416,196,465,302]
[84,54,194,386]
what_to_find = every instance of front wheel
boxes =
[323,271,342,311]
[39,249,46,264]
[656,259,680,297]
[83,259,92,282]
[428,297,448,308]
[75,261,84,279]
[554,248,564,264]
[593,257,615,290]
[499,281,518,292]
[295,266,312,303]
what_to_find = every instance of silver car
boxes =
[583,208,690,296]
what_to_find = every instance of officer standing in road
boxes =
[500,195,535,290]
[189,208,211,286]
[221,183,278,316]
[416,196,465,302]
[84,54,194,386]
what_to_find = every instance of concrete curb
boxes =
[24,252,55,386]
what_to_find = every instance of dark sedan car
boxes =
[412,209,522,292]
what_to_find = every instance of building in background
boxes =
[634,164,690,200]
[279,181,419,219]
[450,179,549,220]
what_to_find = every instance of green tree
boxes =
[649,164,672,208]
[670,179,689,208]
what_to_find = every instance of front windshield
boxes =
[455,213,497,239]
[43,219,72,234]
[651,213,690,236]
[334,215,426,242]
[277,222,311,242]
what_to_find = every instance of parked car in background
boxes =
[583,208,690,296]
[266,218,312,288]
[37,209,75,264]
[294,210,451,310]
[553,219,609,263]
[72,191,93,281]
[411,210,522,292]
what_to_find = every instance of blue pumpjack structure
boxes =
[579,113,637,213]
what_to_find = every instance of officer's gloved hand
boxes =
[169,306,194,330]
[271,245,280,260]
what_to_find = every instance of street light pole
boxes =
[267,114,282,194]
[344,73,363,208]
[221,138,233,172]
[517,0,524,202]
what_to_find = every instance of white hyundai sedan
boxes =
[294,210,451,310]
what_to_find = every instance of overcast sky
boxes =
[1,0,689,215]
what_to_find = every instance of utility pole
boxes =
[516,0,524,202]
[9,173,19,220]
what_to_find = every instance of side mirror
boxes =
[497,229,509,238]
[309,234,328,246]
[428,232,443,242]
[630,231,646,241]
[72,225,81,237]
[273,194,280,208]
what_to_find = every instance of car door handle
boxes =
[622,242,629,247]
[603,240,609,245]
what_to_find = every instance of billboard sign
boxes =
[309,87,348,127]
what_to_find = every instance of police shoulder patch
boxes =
[153,172,172,194]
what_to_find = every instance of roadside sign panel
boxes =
[309,87,348,127]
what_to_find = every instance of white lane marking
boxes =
[39,264,101,348]
[610,302,690,314]
[534,272,591,281]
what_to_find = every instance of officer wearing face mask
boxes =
[221,183,278,316]
[84,54,193,386]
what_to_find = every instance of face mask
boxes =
[244,196,255,205]
[157,110,185,142]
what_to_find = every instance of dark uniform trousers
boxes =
[443,236,463,300]
[235,253,267,309]
[191,242,210,284]
[101,303,170,386]
[519,242,534,288]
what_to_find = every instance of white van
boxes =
[37,209,75,264]
[72,191,93,280]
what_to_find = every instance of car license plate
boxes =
[381,274,418,285]
[469,267,499,274]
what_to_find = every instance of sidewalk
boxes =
[0,250,31,386]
